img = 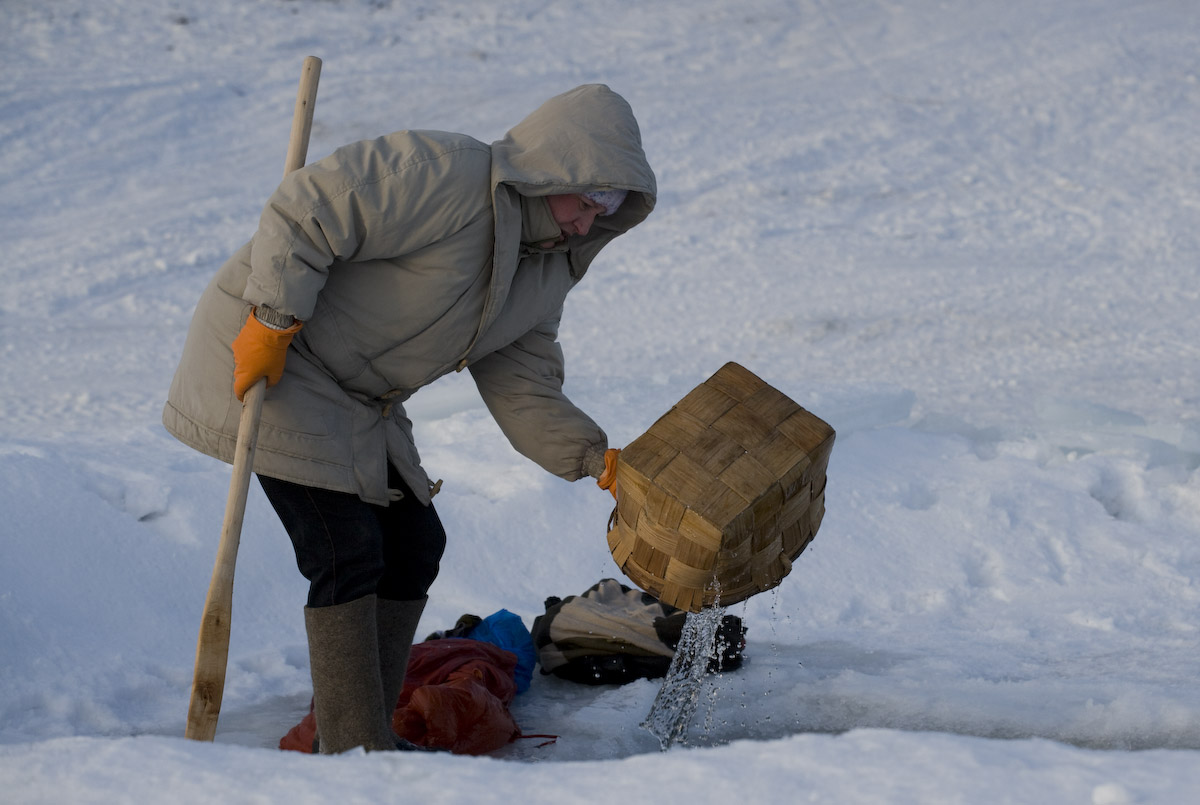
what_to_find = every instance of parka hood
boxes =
[491,84,657,276]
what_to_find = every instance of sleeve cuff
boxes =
[252,305,297,331]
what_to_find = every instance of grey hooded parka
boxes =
[162,84,656,506]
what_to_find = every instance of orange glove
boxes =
[231,309,303,401]
[597,448,620,500]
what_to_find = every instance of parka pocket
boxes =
[297,295,369,388]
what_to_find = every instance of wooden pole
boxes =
[185,56,322,742]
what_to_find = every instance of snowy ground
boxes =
[2,0,1200,802]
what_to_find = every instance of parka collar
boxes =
[519,194,565,250]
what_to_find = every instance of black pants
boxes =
[257,466,447,608]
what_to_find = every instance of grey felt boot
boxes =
[376,596,428,720]
[304,595,397,754]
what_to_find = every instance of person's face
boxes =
[542,194,606,247]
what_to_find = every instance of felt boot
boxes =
[304,595,396,754]
[376,596,428,719]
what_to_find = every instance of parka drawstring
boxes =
[387,479,441,502]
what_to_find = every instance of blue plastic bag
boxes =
[465,609,537,694]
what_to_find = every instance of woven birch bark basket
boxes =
[607,362,835,612]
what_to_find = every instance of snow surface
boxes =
[2,0,1200,801]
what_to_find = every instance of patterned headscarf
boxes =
[582,189,627,216]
